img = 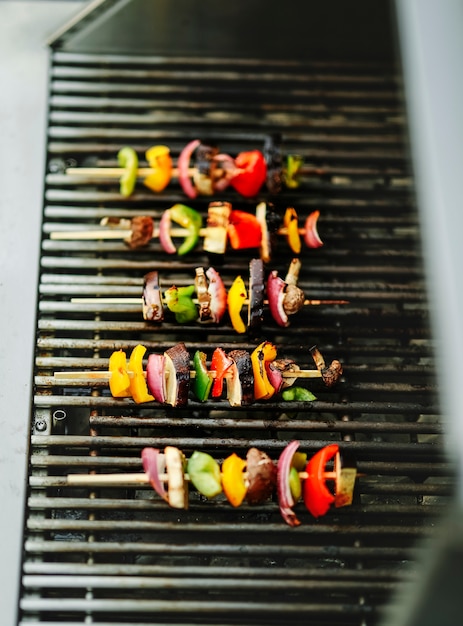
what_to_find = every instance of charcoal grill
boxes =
[3,0,462,625]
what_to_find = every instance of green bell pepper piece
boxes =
[170,204,202,256]
[118,146,138,197]
[193,350,213,402]
[282,386,317,402]
[284,154,304,189]
[187,450,222,498]
[164,285,198,324]
[289,466,302,502]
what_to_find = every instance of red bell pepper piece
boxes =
[227,210,262,250]
[303,444,339,518]
[210,347,233,398]
[229,150,267,197]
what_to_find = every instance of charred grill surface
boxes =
[23,49,451,625]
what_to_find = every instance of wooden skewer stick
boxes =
[53,368,323,381]
[66,468,360,489]
[66,166,186,179]
[70,467,314,486]
[66,470,314,487]
[50,225,306,241]
[70,297,349,306]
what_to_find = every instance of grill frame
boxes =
[4,2,456,620]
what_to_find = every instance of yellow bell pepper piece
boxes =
[144,145,173,192]
[251,341,278,400]
[227,275,247,334]
[128,344,155,404]
[108,349,131,398]
[222,453,247,507]
[283,207,301,255]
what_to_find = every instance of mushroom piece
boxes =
[310,345,343,388]
[245,447,277,505]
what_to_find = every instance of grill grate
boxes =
[22,49,451,625]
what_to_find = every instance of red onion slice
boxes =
[206,267,227,323]
[146,353,166,403]
[178,139,201,199]
[141,447,168,502]
[211,153,237,191]
[158,209,176,254]
[277,440,301,527]
[142,271,164,322]
[267,270,289,327]
[265,361,284,393]
[304,210,323,249]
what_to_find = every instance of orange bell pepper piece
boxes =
[283,207,301,254]
[222,453,247,507]
[227,275,247,334]
[128,344,155,404]
[143,145,173,192]
[108,349,131,398]
[251,341,278,400]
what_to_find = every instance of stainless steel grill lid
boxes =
[20,1,454,624]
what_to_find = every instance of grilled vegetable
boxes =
[267,259,305,327]
[227,275,247,334]
[187,451,222,498]
[194,267,212,322]
[146,353,166,403]
[267,270,289,327]
[202,202,232,255]
[128,344,155,404]
[229,150,267,197]
[310,345,343,388]
[221,453,247,507]
[143,145,172,192]
[251,341,278,400]
[164,446,188,509]
[227,210,262,250]
[108,350,131,398]
[245,447,277,505]
[206,267,227,324]
[248,258,265,330]
[193,350,213,402]
[164,342,190,407]
[284,154,304,189]
[283,207,301,254]
[159,204,202,256]
[142,447,168,502]
[277,440,302,527]
[210,347,234,398]
[303,444,338,518]
[282,386,317,402]
[226,349,254,406]
[282,261,305,317]
[304,210,323,249]
[118,146,138,197]
[125,215,154,248]
[178,139,201,198]
[164,285,198,324]
[192,142,219,195]
[142,270,164,322]
[263,133,283,195]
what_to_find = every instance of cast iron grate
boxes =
[21,48,451,625]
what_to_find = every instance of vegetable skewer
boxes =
[53,342,343,406]
[49,202,323,259]
[62,137,304,199]
[65,442,358,527]
[68,260,348,333]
